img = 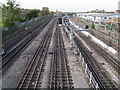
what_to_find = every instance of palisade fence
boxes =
[2,15,52,40]
[64,27,99,88]
[95,24,105,30]
[95,24,118,31]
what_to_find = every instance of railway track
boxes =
[1,17,53,75]
[16,19,56,89]
[71,17,119,53]
[79,32,120,73]
[73,35,117,89]
[49,26,73,88]
[89,30,120,53]
[3,17,51,52]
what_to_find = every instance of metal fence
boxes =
[95,23,118,31]
[2,15,52,38]
[64,26,99,89]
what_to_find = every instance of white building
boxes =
[77,13,114,24]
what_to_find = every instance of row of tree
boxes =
[0,0,53,27]
[87,9,105,13]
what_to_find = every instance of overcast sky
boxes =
[0,0,120,12]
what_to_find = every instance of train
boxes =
[58,16,70,25]
[59,17,62,24]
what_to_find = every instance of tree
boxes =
[67,12,74,16]
[0,5,2,27]
[89,9,105,13]
[26,9,40,20]
[2,0,20,27]
[49,11,54,15]
[91,23,95,29]
[40,7,49,16]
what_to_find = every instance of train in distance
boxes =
[59,18,62,24]
[58,16,70,24]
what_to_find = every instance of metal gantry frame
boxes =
[62,17,100,89]
[62,20,88,48]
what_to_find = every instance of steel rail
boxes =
[49,25,73,88]
[1,18,52,75]
[16,19,56,89]
[74,37,117,89]
[79,32,119,73]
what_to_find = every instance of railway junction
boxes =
[1,16,119,89]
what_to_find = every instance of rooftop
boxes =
[79,13,115,17]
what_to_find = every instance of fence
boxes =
[74,42,99,89]
[2,15,52,38]
[64,26,99,88]
[95,23,118,31]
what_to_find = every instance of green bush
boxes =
[91,23,95,29]
[26,9,40,20]
[16,17,27,22]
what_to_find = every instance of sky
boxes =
[0,0,120,12]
